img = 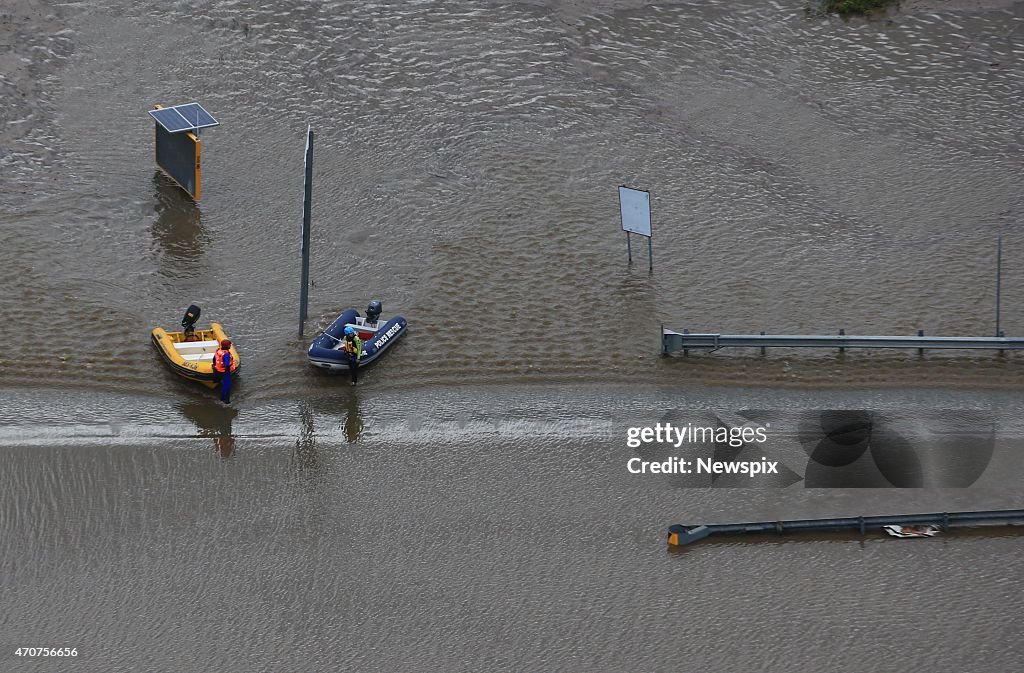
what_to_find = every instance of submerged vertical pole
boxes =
[995,234,1003,337]
[298,125,314,338]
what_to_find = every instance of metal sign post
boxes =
[618,186,653,272]
[995,234,1003,337]
[298,125,314,337]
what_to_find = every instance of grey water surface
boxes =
[2,0,1024,670]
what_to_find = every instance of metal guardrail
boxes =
[661,327,1024,354]
[667,509,1024,546]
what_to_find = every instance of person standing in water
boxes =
[341,326,362,385]
[214,339,234,403]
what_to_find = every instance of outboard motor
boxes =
[366,300,382,323]
[181,304,201,330]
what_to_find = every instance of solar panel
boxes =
[148,103,219,133]
[172,103,217,129]
[150,107,194,133]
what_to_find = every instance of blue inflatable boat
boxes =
[307,300,408,371]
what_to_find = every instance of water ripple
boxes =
[1,0,1022,395]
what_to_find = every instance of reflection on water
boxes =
[151,171,207,279]
[287,394,363,478]
[300,389,367,445]
[177,399,237,458]
[213,435,234,458]
[293,401,318,472]
[344,391,363,443]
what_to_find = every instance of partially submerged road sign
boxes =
[618,185,653,271]
[618,186,652,237]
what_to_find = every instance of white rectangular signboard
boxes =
[618,186,652,237]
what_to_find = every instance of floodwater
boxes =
[2,0,1024,670]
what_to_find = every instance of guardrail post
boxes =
[760,331,765,355]
[839,328,845,353]
[918,330,924,356]
[683,329,689,356]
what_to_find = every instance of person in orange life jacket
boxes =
[214,339,234,403]
[341,326,362,385]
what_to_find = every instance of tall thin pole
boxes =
[626,232,632,264]
[995,234,1003,337]
[299,125,314,337]
[648,191,653,273]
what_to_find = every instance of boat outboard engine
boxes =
[366,300,382,323]
[181,304,201,330]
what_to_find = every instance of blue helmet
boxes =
[344,326,355,336]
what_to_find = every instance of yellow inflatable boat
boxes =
[151,305,240,388]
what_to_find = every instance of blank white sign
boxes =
[618,186,651,237]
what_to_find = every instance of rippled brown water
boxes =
[2,0,1024,670]
[2,387,1024,671]
[2,0,1024,395]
